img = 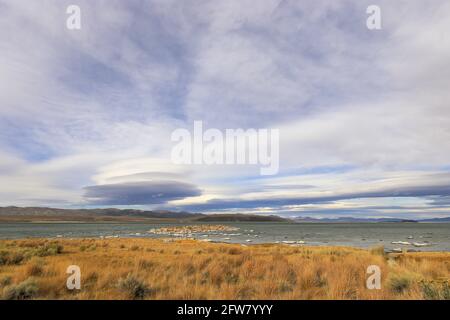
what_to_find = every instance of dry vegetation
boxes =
[0,238,449,300]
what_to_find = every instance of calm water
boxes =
[0,222,449,251]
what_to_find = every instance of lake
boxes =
[0,222,449,251]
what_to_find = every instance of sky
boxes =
[0,0,450,219]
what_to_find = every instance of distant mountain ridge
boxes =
[0,207,288,222]
[0,207,449,223]
[195,213,287,222]
[419,217,450,222]
[0,206,197,217]
[293,216,450,223]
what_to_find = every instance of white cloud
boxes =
[0,0,449,217]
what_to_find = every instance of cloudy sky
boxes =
[1,0,450,218]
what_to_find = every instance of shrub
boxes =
[313,270,327,288]
[224,272,239,284]
[0,276,12,287]
[389,275,411,294]
[421,281,450,300]
[85,272,99,286]
[443,283,450,300]
[0,251,24,265]
[26,262,44,277]
[2,278,39,300]
[421,281,440,300]
[117,274,150,300]
[0,251,7,265]
[27,243,64,257]
[9,252,25,265]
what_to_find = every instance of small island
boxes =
[148,225,239,236]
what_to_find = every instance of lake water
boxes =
[0,222,449,251]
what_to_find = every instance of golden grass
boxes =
[0,238,449,300]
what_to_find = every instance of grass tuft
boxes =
[2,277,39,300]
[117,274,151,300]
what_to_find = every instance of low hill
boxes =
[194,214,290,222]
[420,217,450,223]
[0,207,290,223]
[293,216,450,223]
[0,206,202,222]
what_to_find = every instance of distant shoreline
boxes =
[1,236,447,253]
[0,235,449,254]
[1,206,449,223]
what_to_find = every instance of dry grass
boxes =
[0,238,449,300]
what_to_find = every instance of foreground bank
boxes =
[0,238,449,300]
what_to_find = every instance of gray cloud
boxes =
[181,183,450,211]
[83,181,201,205]
[427,196,450,206]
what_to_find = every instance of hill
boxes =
[419,217,450,223]
[194,213,289,222]
[0,206,202,222]
[293,216,418,223]
[0,207,290,223]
